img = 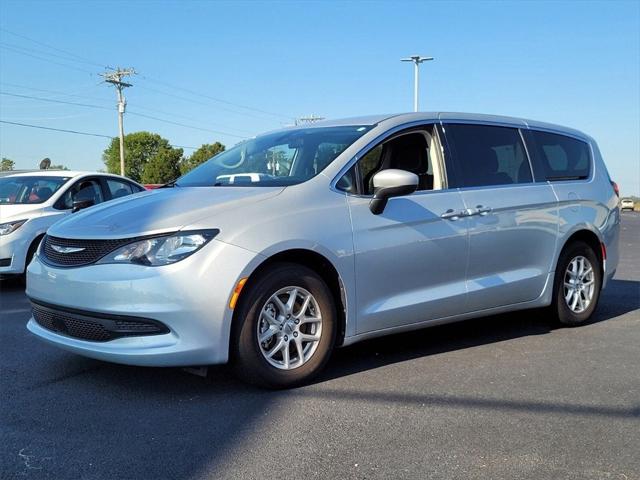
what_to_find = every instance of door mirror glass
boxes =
[369,169,418,214]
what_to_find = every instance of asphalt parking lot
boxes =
[1,212,639,480]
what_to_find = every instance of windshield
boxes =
[176,125,372,187]
[0,176,71,204]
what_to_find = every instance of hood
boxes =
[0,203,43,222]
[48,186,284,239]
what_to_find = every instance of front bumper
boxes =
[26,238,262,366]
[0,231,30,274]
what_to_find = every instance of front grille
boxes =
[31,301,169,342]
[42,235,134,267]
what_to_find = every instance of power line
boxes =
[128,106,255,136]
[0,82,110,102]
[0,119,112,138]
[135,82,282,122]
[0,27,111,68]
[0,43,96,75]
[128,111,247,139]
[5,113,96,121]
[297,114,326,124]
[0,41,103,68]
[0,29,292,124]
[0,91,111,110]
[0,90,251,138]
[0,119,197,149]
[139,75,294,121]
[0,82,257,135]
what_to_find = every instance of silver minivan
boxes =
[26,113,620,388]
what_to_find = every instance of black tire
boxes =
[231,262,337,389]
[19,236,43,285]
[550,241,602,326]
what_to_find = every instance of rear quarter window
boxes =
[525,130,591,181]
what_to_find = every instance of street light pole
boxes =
[401,55,434,112]
[413,60,419,112]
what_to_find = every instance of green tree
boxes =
[103,132,177,183]
[141,147,183,184]
[49,164,69,171]
[1,157,15,171]
[180,142,225,174]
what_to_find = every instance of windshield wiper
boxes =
[160,181,179,188]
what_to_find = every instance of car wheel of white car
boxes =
[552,241,602,326]
[231,262,337,388]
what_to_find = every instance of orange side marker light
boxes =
[229,277,248,309]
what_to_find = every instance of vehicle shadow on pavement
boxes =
[11,278,640,394]
[0,276,26,292]
[6,276,638,391]
[316,278,640,384]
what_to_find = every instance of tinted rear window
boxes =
[443,124,532,188]
[526,130,591,181]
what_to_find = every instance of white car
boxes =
[0,170,144,276]
[215,173,266,184]
[620,198,635,212]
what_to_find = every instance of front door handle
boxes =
[475,205,492,216]
[441,209,463,220]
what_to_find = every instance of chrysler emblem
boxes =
[51,245,85,254]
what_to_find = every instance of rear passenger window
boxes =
[526,130,591,181]
[106,179,135,199]
[444,124,532,188]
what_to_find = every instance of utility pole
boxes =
[400,55,434,112]
[100,68,136,176]
[296,114,326,125]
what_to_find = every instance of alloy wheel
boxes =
[257,286,323,370]
[563,255,595,313]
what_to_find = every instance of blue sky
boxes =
[0,0,638,195]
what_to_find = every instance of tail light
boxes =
[611,181,620,197]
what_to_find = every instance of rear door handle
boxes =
[475,205,492,216]
[441,209,463,220]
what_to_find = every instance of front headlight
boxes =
[97,230,219,266]
[0,219,27,236]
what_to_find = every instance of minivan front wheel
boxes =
[231,263,336,388]
[552,241,602,326]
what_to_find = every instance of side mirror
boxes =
[369,169,418,215]
[72,199,94,213]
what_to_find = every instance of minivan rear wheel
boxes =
[231,263,336,388]
[551,241,602,326]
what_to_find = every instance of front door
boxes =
[341,126,470,334]
[349,191,469,333]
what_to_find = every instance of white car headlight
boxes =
[97,230,219,266]
[0,219,27,236]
